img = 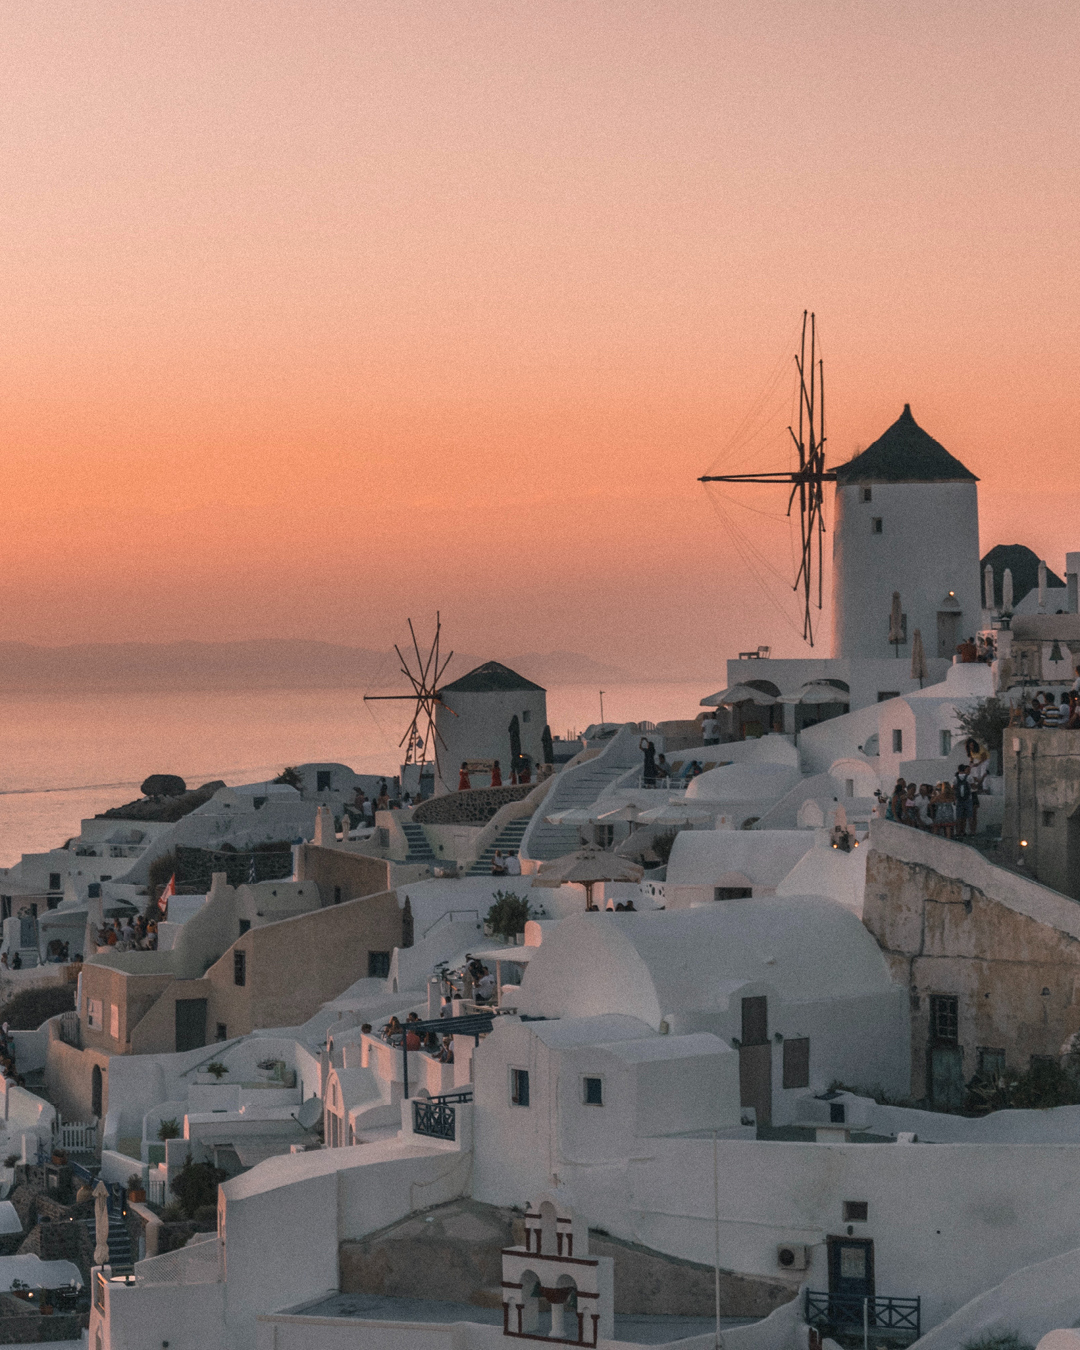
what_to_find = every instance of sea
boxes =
[0,682,712,868]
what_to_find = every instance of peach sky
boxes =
[0,0,1077,675]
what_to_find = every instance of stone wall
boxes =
[863,842,1080,1100]
[339,1197,792,1318]
[413,785,535,825]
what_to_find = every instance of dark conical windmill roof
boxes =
[835,405,978,485]
[439,661,545,694]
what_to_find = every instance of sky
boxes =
[0,0,1077,677]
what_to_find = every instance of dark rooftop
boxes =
[835,405,978,485]
[981,544,1064,611]
[440,661,545,695]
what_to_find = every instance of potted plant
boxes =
[127,1172,146,1203]
[205,1061,228,1081]
[156,1118,180,1142]
[50,1147,67,1166]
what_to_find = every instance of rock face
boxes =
[412,785,535,826]
[97,780,225,823]
[338,1198,794,1317]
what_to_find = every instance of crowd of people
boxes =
[490,850,522,876]
[877,739,989,838]
[640,739,702,787]
[96,914,158,951]
[1014,688,1080,729]
[377,1013,455,1063]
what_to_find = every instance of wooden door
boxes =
[175,999,207,1053]
[739,996,772,1126]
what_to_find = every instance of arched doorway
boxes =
[91,1065,102,1118]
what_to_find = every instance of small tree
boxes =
[169,1155,228,1219]
[141,774,187,800]
[954,697,1012,755]
[205,1061,228,1081]
[485,891,532,940]
[273,767,303,790]
[156,1118,180,1141]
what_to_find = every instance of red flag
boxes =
[158,874,176,915]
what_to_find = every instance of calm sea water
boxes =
[0,682,711,867]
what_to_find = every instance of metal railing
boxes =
[147,1178,166,1207]
[59,1010,79,1045]
[412,1090,473,1142]
[805,1290,921,1341]
[422,909,482,940]
[638,776,689,790]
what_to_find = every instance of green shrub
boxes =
[962,1333,1034,1350]
[205,1061,228,1080]
[3,1155,18,1169]
[954,697,1012,756]
[968,1058,1080,1114]
[485,891,532,940]
[0,985,74,1031]
[169,1156,227,1219]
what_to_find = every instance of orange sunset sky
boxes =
[1,0,1077,677]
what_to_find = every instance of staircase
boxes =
[84,1210,134,1273]
[520,727,644,861]
[399,820,437,864]
[467,818,531,876]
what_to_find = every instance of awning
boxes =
[700,685,777,707]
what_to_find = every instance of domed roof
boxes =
[981,543,1064,610]
[835,405,977,485]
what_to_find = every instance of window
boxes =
[238,919,251,936]
[843,1201,869,1223]
[977,1047,1005,1079]
[741,995,768,1045]
[715,886,753,901]
[872,517,883,533]
[583,1076,603,1106]
[368,951,391,979]
[109,1004,120,1040]
[830,1101,846,1123]
[215,1023,228,1042]
[782,1037,810,1088]
[844,779,854,798]
[1043,809,1057,827]
[594,824,614,848]
[940,730,952,756]
[87,883,101,900]
[860,487,873,503]
[87,998,102,1029]
[892,729,903,754]
[317,771,332,791]
[929,994,959,1043]
[877,691,900,703]
[511,1068,530,1107]
[522,710,531,723]
[48,873,61,892]
[252,796,267,810]
[333,886,342,905]
[233,950,246,987]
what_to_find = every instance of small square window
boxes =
[522,710,531,723]
[317,771,332,791]
[49,873,61,892]
[977,1047,1005,1079]
[1043,809,1056,827]
[860,487,872,503]
[233,950,246,987]
[368,951,391,979]
[238,919,251,936]
[843,1200,869,1222]
[877,691,900,703]
[215,1023,228,1042]
[511,1068,530,1107]
[892,729,903,754]
[583,1076,603,1106]
[872,517,883,534]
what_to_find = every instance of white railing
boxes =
[57,1119,97,1152]
[147,1178,166,1207]
[135,1234,221,1286]
[638,776,689,791]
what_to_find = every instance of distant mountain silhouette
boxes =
[0,640,633,692]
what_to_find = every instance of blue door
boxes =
[828,1237,874,1302]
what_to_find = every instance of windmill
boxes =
[699,311,835,647]
[363,615,457,787]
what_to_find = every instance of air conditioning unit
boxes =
[777,1243,810,1271]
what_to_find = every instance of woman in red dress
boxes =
[458,762,471,791]
[490,760,502,787]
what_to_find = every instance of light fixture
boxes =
[1020,839,1028,847]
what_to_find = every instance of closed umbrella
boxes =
[889,592,904,657]
[911,628,928,688]
[534,846,644,909]
[93,1181,110,1268]
[1002,568,1014,613]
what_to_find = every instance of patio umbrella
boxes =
[776,683,850,706]
[911,628,928,688]
[889,592,904,657]
[533,846,644,909]
[543,807,596,826]
[637,804,714,825]
[595,804,642,823]
[93,1181,110,1267]
[700,685,777,707]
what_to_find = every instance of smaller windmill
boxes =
[364,615,457,786]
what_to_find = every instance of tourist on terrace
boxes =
[639,738,657,787]
[915,783,934,830]
[474,966,495,1003]
[889,779,907,823]
[491,851,507,876]
[491,760,502,787]
[953,764,974,836]
[458,762,471,791]
[439,1035,454,1064]
[505,852,522,876]
[382,1016,402,1042]
[957,636,978,663]
[931,783,953,837]
[655,753,671,783]
[701,714,720,746]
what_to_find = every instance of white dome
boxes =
[685,762,802,802]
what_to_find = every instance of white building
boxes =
[435,662,547,794]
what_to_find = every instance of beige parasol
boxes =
[911,628,928,687]
[533,846,644,909]
[93,1181,110,1268]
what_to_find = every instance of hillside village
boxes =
[1,408,1080,1348]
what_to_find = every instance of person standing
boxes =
[639,738,657,787]
[953,764,974,837]
[701,714,720,746]
[458,762,471,791]
[490,759,502,788]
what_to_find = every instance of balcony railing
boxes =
[805,1290,921,1341]
[413,1091,473,1142]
